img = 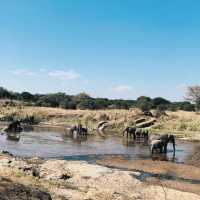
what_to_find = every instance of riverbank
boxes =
[0,106,200,141]
[0,153,199,200]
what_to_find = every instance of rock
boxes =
[39,160,112,180]
[0,155,199,200]
[0,150,13,156]
[0,177,52,200]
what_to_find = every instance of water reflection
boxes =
[6,132,21,142]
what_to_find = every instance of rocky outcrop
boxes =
[0,154,199,200]
[0,177,51,200]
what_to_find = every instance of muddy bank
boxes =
[0,153,199,200]
[0,176,51,200]
[96,156,200,196]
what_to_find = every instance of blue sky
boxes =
[0,0,200,101]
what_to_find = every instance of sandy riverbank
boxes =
[0,152,199,200]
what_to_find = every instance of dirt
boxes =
[0,176,51,200]
[96,156,200,196]
[0,153,199,200]
[186,145,200,167]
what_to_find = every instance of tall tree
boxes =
[185,85,200,111]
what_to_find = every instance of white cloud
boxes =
[48,70,80,80]
[112,85,133,92]
[12,69,38,77]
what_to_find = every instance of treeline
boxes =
[0,87,195,111]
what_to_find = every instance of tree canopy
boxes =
[0,86,195,111]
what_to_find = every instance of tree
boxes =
[21,92,34,102]
[152,97,170,108]
[0,87,12,99]
[75,93,91,100]
[77,99,97,110]
[136,96,152,112]
[185,85,200,111]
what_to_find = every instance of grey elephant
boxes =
[2,120,23,133]
[69,124,88,137]
[123,127,136,139]
[77,124,88,136]
[135,128,149,142]
[150,134,176,154]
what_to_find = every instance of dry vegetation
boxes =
[0,106,143,130]
[0,105,200,140]
[151,111,200,140]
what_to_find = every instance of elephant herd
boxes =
[2,120,176,156]
[123,126,176,155]
[123,127,149,142]
[69,124,88,138]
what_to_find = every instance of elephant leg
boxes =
[151,145,155,154]
[159,146,163,153]
[123,131,125,137]
[131,132,134,139]
[164,144,167,153]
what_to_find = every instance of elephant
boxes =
[20,116,36,125]
[135,128,141,140]
[69,124,88,137]
[150,134,176,154]
[123,127,149,142]
[123,127,136,139]
[69,125,78,136]
[150,139,164,153]
[135,128,149,142]
[2,120,23,133]
[141,129,149,142]
[77,124,88,136]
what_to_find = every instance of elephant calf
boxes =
[150,139,164,153]
[150,134,176,154]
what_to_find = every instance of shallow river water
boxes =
[0,126,198,165]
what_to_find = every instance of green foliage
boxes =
[21,92,35,101]
[0,86,196,111]
[168,102,195,112]
[0,87,13,99]
[152,97,170,108]
[136,96,152,112]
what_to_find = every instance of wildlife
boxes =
[150,134,176,154]
[69,124,88,138]
[123,126,149,142]
[2,120,23,133]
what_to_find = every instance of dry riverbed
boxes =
[0,153,199,200]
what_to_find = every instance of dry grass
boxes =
[0,106,143,130]
[151,110,200,139]
[0,106,200,139]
